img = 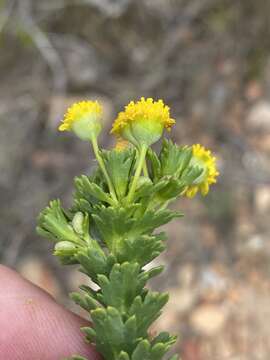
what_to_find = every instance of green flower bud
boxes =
[72,212,84,235]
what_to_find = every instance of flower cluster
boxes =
[59,98,218,198]
[37,97,219,360]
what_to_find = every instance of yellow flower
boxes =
[59,101,102,141]
[185,144,219,198]
[111,97,175,147]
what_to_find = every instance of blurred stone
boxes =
[169,288,196,314]
[247,101,270,132]
[190,304,227,336]
[199,267,228,302]
[200,224,218,248]
[255,186,270,213]
[245,81,263,101]
[246,235,265,253]
[177,263,195,287]
[259,135,270,152]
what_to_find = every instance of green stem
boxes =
[91,137,118,204]
[143,159,149,177]
[127,144,148,204]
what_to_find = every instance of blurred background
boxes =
[1,0,270,359]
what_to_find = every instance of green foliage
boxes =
[147,140,203,204]
[118,232,166,266]
[102,148,136,200]
[37,139,208,360]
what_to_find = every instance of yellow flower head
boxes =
[185,144,219,198]
[111,97,175,147]
[59,101,102,141]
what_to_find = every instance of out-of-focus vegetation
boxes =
[1,1,270,359]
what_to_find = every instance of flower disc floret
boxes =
[111,97,175,147]
[59,101,102,141]
[185,144,219,198]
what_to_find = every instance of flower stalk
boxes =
[126,144,147,204]
[91,136,118,204]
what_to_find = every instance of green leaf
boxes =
[91,307,137,359]
[119,351,130,360]
[124,315,137,342]
[179,165,203,186]
[37,199,81,243]
[92,205,137,250]
[151,332,178,359]
[97,262,141,312]
[132,178,169,204]
[74,175,114,206]
[131,340,151,360]
[70,292,101,312]
[138,266,165,285]
[81,326,97,343]
[92,203,179,259]
[147,148,161,181]
[159,139,192,179]
[102,148,136,200]
[129,291,169,337]
[131,208,182,236]
[79,284,102,302]
[151,343,168,360]
[154,177,185,202]
[131,334,177,360]
[76,240,111,282]
[151,332,177,347]
[119,233,166,266]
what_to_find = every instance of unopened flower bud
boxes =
[54,241,76,252]
[72,212,84,235]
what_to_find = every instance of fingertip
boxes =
[0,265,102,360]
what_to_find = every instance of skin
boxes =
[0,265,102,360]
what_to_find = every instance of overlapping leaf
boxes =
[102,148,136,200]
